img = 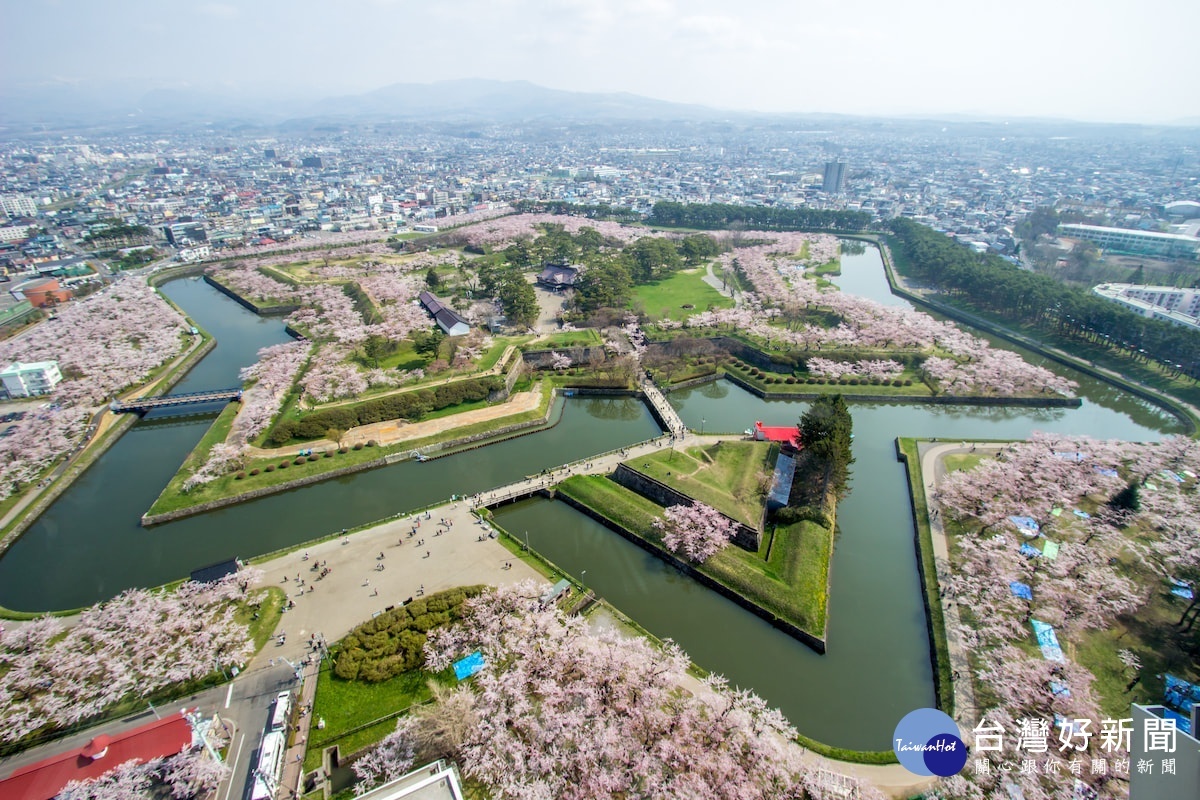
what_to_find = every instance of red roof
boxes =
[1,711,193,800]
[753,420,801,447]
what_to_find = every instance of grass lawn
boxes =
[558,474,832,638]
[238,585,287,653]
[303,666,446,772]
[371,338,426,372]
[633,441,773,527]
[808,260,841,276]
[896,437,954,714]
[631,269,734,322]
[147,403,239,511]
[942,453,987,473]
[1074,587,1200,720]
[724,363,931,397]
[148,383,559,518]
[529,328,603,348]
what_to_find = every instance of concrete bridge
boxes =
[110,388,242,414]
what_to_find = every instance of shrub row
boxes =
[268,376,502,445]
[332,586,485,682]
[232,443,379,480]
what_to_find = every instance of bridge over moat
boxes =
[110,388,242,414]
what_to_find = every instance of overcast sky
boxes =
[3,0,1197,124]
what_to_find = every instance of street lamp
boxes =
[701,417,706,436]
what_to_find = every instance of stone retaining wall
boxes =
[202,274,300,316]
[611,463,759,551]
[662,373,721,392]
[142,391,561,525]
[520,345,607,369]
[722,371,1082,408]
[141,458,387,526]
[875,241,1195,434]
[557,492,825,654]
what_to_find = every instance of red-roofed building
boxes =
[753,420,801,449]
[0,711,194,800]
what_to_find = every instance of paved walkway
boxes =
[703,262,742,306]
[918,439,1005,731]
[638,378,686,438]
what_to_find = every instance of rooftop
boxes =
[0,711,194,800]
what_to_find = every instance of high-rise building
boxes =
[822,162,846,194]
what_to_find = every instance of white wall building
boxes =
[1060,223,1200,260]
[0,224,34,242]
[177,244,212,263]
[0,194,38,218]
[0,360,63,398]
[1092,283,1200,332]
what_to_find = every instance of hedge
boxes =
[332,586,485,682]
[268,376,503,445]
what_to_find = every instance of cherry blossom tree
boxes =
[0,277,193,500]
[673,231,1077,398]
[654,501,740,563]
[353,720,417,793]
[351,582,884,800]
[232,340,312,444]
[936,434,1200,799]
[549,351,572,371]
[56,746,229,800]
[0,570,261,743]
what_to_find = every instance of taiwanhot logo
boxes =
[893,708,968,777]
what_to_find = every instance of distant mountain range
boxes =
[1,78,1196,133]
[0,78,737,130]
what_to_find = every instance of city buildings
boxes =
[1092,283,1200,331]
[1058,223,1200,261]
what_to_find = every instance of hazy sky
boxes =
[3,0,1198,124]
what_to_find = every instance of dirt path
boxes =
[245,384,545,458]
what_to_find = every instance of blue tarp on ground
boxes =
[1093,466,1119,478]
[1054,451,1087,462]
[1010,581,1033,600]
[1072,509,1091,519]
[1161,470,1184,483]
[1050,682,1072,698]
[1019,543,1041,558]
[1009,516,1040,535]
[1165,674,1200,714]
[1031,619,1065,662]
[453,650,485,681]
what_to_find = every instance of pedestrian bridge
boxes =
[110,388,242,414]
